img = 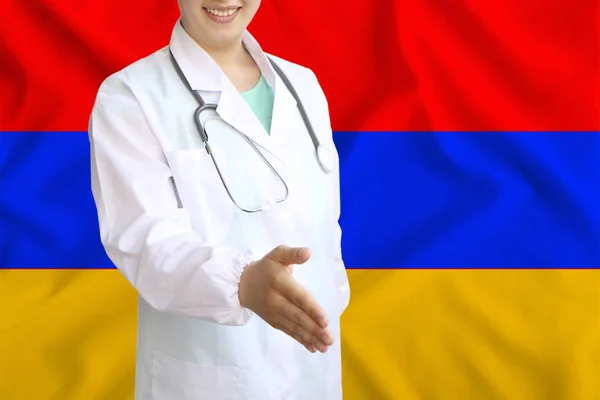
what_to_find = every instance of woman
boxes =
[88,1,350,399]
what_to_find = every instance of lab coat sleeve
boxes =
[88,76,258,326]
[310,69,351,316]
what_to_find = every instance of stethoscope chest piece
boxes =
[317,144,337,173]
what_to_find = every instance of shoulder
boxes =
[265,54,314,78]
[88,47,173,148]
[93,47,171,109]
[264,53,335,144]
[265,53,329,107]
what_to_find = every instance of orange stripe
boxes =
[1,270,599,399]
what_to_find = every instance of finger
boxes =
[281,280,329,328]
[281,326,317,353]
[268,245,311,266]
[279,300,333,346]
[269,295,329,352]
[279,315,327,352]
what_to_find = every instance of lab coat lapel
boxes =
[216,73,299,166]
[216,83,282,162]
[169,21,293,163]
[269,70,298,156]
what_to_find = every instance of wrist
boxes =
[238,261,256,308]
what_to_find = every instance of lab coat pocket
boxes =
[164,149,233,245]
[152,351,241,400]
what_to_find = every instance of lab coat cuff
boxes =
[229,248,262,324]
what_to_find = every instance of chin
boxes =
[205,26,244,45]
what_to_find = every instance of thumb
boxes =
[268,245,311,266]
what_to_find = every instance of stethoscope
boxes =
[168,48,336,213]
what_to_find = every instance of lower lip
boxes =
[203,8,240,24]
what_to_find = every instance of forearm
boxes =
[102,209,260,325]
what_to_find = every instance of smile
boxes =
[204,7,239,17]
[202,6,241,23]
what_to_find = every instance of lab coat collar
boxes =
[168,20,296,164]
[168,20,278,92]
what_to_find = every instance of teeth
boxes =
[205,8,237,17]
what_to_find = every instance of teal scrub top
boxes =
[241,75,275,134]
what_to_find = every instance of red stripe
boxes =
[1,0,598,132]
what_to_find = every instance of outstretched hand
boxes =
[238,245,334,353]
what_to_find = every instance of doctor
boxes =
[88,0,350,399]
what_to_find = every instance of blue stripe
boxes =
[1,131,599,269]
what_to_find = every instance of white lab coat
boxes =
[88,21,350,400]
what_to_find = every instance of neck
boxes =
[181,21,248,68]
[202,40,247,67]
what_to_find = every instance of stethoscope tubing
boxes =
[168,47,333,213]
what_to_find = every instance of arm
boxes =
[88,76,257,325]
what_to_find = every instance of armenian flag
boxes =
[1,1,599,399]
